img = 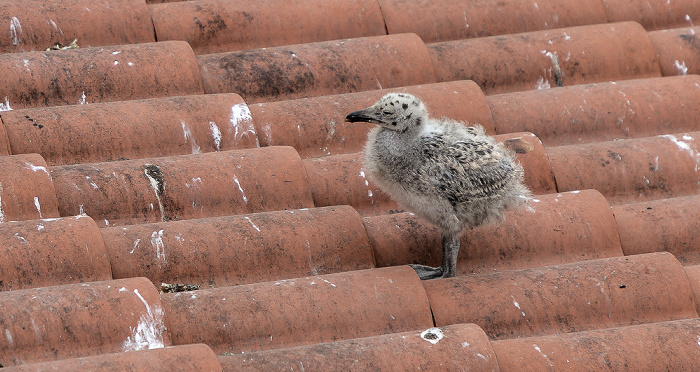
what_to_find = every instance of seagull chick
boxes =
[346,93,530,280]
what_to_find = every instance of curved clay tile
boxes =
[427,22,661,94]
[2,94,258,166]
[364,189,623,275]
[0,0,155,53]
[219,323,499,371]
[0,120,10,155]
[648,27,700,76]
[547,131,700,204]
[196,34,437,103]
[303,133,553,216]
[601,0,700,30]
[0,154,59,221]
[489,75,700,146]
[0,277,170,367]
[50,147,314,227]
[0,215,111,291]
[251,81,495,158]
[682,265,700,314]
[0,41,204,110]
[160,266,433,353]
[1,344,222,372]
[303,152,402,216]
[492,319,700,370]
[613,195,700,265]
[378,0,607,43]
[102,206,375,287]
[423,252,698,340]
[494,132,556,194]
[150,0,386,54]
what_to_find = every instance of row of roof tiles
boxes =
[0,22,697,112]
[2,0,699,53]
[1,75,698,167]
[2,188,700,292]
[0,121,698,227]
[3,253,700,369]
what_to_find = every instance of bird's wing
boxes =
[419,133,516,205]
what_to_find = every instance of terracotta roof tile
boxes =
[601,0,700,30]
[0,41,203,110]
[102,206,375,287]
[424,252,698,340]
[547,132,700,204]
[161,266,432,353]
[0,0,155,53]
[149,0,386,54]
[649,26,700,76]
[196,33,436,103]
[683,265,700,314]
[0,277,168,367]
[2,344,222,372]
[428,22,662,94]
[492,319,700,370]
[613,195,700,265]
[219,323,498,371]
[49,147,313,227]
[1,94,257,165]
[0,1,698,369]
[250,81,494,158]
[0,154,59,221]
[0,216,111,291]
[378,0,608,43]
[489,75,700,146]
[365,189,623,274]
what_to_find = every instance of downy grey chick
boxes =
[346,93,530,279]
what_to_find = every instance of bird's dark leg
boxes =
[440,233,460,278]
[409,232,461,280]
[408,263,443,280]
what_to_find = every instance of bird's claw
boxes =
[409,264,444,280]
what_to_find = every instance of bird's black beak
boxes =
[345,110,375,123]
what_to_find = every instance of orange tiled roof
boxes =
[1,0,700,370]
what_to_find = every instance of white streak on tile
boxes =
[78,91,88,105]
[233,175,248,203]
[33,196,42,218]
[660,134,700,170]
[131,238,140,254]
[180,120,201,154]
[511,295,526,317]
[243,216,261,232]
[536,76,550,90]
[0,182,5,223]
[5,329,13,347]
[122,289,165,351]
[86,176,99,189]
[150,229,166,262]
[0,96,12,111]
[674,60,688,75]
[209,121,222,151]
[230,103,259,146]
[316,276,336,288]
[25,163,50,177]
[10,17,22,46]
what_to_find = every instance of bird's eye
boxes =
[382,111,392,115]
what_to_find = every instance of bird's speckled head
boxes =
[345,93,428,132]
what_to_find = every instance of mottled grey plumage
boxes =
[346,93,530,279]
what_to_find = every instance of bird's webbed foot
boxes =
[408,264,444,280]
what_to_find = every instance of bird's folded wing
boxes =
[420,134,515,203]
